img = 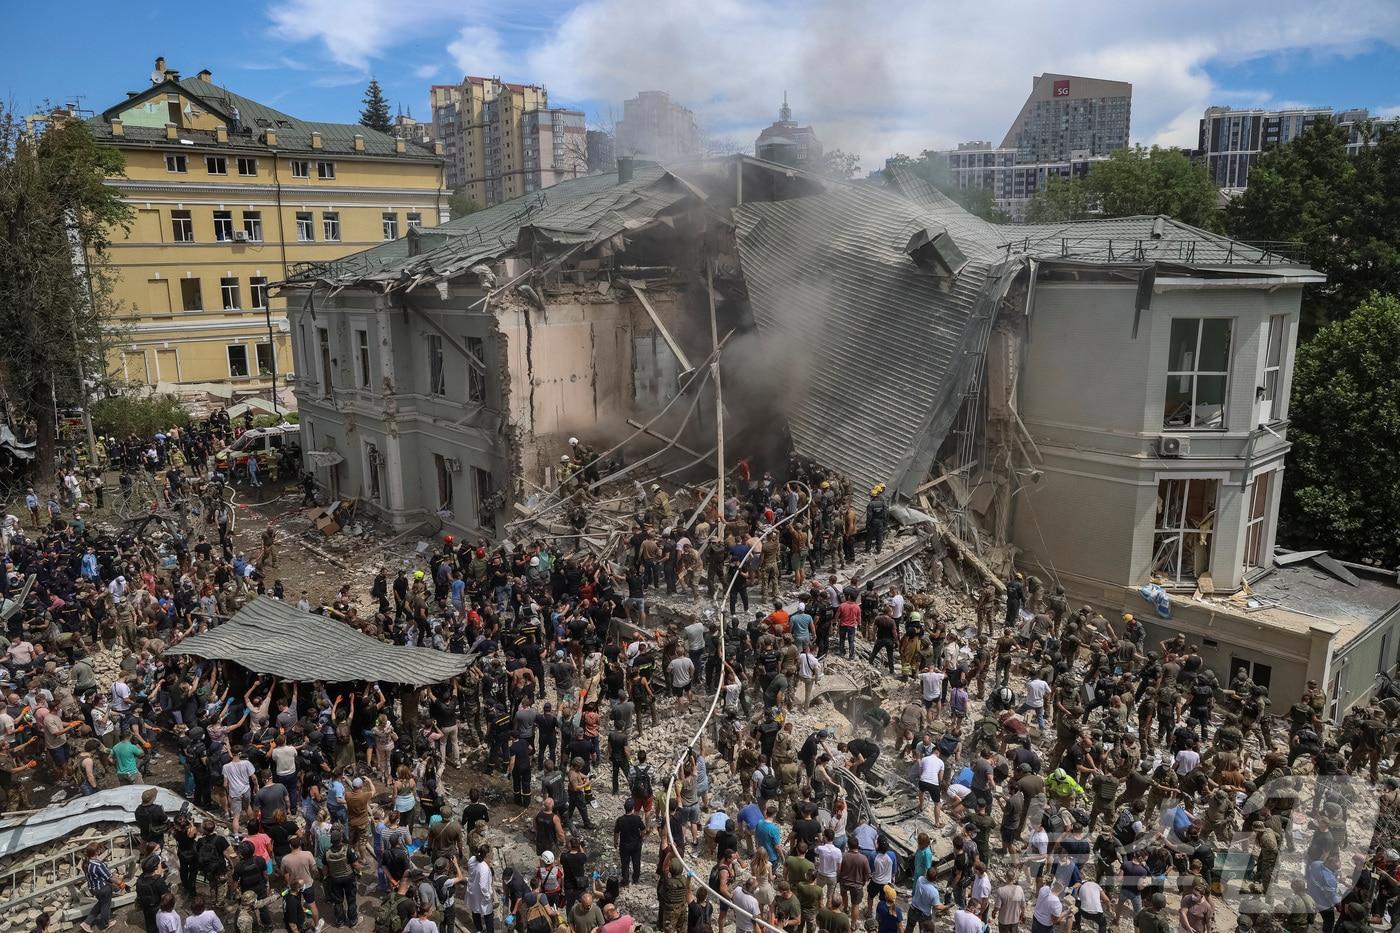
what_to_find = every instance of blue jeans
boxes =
[840,627,856,658]
[1018,703,1045,730]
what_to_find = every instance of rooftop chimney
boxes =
[165,122,178,140]
[310,131,322,149]
[110,119,124,137]
[395,138,406,153]
[264,129,277,145]
[216,125,228,143]
[196,69,212,81]
[617,155,634,184]
[353,133,365,151]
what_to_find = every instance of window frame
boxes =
[427,333,446,396]
[256,342,275,377]
[227,344,250,379]
[317,326,332,398]
[170,209,194,243]
[295,212,315,242]
[322,211,341,242]
[366,444,382,500]
[236,156,258,177]
[290,159,310,178]
[1163,317,1232,430]
[249,276,269,311]
[382,212,399,241]
[1152,477,1219,587]
[355,329,371,389]
[1243,471,1273,572]
[206,156,228,175]
[406,211,423,231]
[179,277,203,312]
[241,210,263,242]
[316,160,336,179]
[219,276,241,311]
[434,454,454,510]
[213,210,235,242]
[466,335,486,403]
[1260,314,1286,421]
[165,154,187,174]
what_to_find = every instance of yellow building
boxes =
[90,64,447,398]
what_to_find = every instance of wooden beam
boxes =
[628,282,694,373]
[625,418,705,459]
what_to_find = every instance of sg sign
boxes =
[1054,80,1071,97]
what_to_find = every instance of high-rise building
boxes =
[926,73,1132,221]
[586,130,616,173]
[615,91,699,161]
[754,94,822,169]
[88,61,445,396]
[1197,105,1396,191]
[431,76,586,206]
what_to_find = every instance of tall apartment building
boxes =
[586,130,615,173]
[1198,105,1395,191]
[928,73,1131,221]
[430,77,586,206]
[615,91,698,162]
[90,63,445,396]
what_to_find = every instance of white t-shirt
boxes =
[1077,880,1104,914]
[668,656,695,687]
[1025,678,1050,708]
[919,670,946,702]
[1174,749,1201,775]
[270,745,299,777]
[947,784,973,804]
[222,758,256,797]
[971,871,991,901]
[952,909,982,933]
[888,594,905,619]
[1032,886,1062,926]
[918,753,945,786]
[110,680,132,712]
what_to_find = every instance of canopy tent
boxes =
[165,596,468,685]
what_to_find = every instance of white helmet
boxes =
[568,436,579,446]
[560,455,571,463]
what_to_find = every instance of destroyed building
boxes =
[281,154,1398,719]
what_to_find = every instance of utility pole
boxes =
[707,258,724,535]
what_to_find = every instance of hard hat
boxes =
[1122,613,1134,622]
[529,556,540,567]
[444,535,454,545]
[870,483,885,495]
[414,570,425,580]
[560,455,571,463]
[909,610,922,622]
[568,436,579,446]
[651,483,660,491]
[541,851,555,865]
[820,481,830,489]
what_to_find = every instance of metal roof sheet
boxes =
[165,596,468,685]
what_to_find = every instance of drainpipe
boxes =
[268,150,288,415]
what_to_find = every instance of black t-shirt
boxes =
[848,738,879,761]
[614,813,645,850]
[510,738,533,769]
[431,699,458,728]
[793,817,822,849]
[265,821,293,860]
[463,802,489,828]
[561,850,589,891]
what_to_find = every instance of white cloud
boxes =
[414,64,441,81]
[263,0,1400,160]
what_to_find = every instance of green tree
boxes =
[883,151,1009,222]
[817,149,861,180]
[448,189,482,220]
[359,79,392,133]
[1281,293,1400,565]
[1226,119,1400,336]
[90,393,191,439]
[0,107,130,478]
[1024,175,1091,223]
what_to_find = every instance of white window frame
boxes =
[355,329,371,389]
[227,344,250,378]
[213,210,234,242]
[1260,314,1286,423]
[1164,317,1232,430]
[242,210,263,242]
[236,156,258,176]
[290,159,310,178]
[322,211,341,242]
[295,212,314,242]
[220,277,240,311]
[316,160,336,179]
[382,212,399,240]
[466,335,486,403]
[165,154,187,173]
[1243,471,1273,572]
[249,276,269,311]
[407,211,423,231]
[427,334,445,396]
[1152,477,1218,587]
[171,209,194,243]
[206,156,227,175]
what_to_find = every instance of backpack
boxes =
[760,768,779,799]
[525,895,553,933]
[375,893,408,933]
[324,846,353,881]
[631,767,654,799]
[1191,682,1214,704]
[1113,809,1137,847]
[196,835,225,874]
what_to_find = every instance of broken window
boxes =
[434,453,454,510]
[466,335,486,402]
[317,326,332,398]
[1164,318,1230,429]
[366,444,382,500]
[1259,314,1285,423]
[428,334,446,396]
[1152,478,1217,586]
[356,329,371,388]
[473,466,495,531]
[1243,471,1272,572]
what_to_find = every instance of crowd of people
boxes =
[0,432,1396,933]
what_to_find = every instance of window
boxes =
[242,210,263,242]
[256,343,275,376]
[322,211,340,241]
[1260,314,1286,423]
[165,154,187,173]
[316,161,336,179]
[382,212,399,240]
[249,276,269,311]
[290,160,310,178]
[1244,471,1273,572]
[220,277,240,310]
[1381,631,1393,676]
[296,212,314,242]
[227,345,249,378]
[366,444,382,500]
[317,327,332,397]
[466,335,486,402]
[434,454,454,510]
[1231,657,1273,691]
[236,157,258,176]
[473,466,496,531]
[1328,668,1343,724]
[180,278,202,312]
[171,209,194,242]
[355,329,371,388]
[1164,318,1231,429]
[1152,478,1218,586]
[213,210,234,242]
[427,334,446,395]
[206,156,227,175]
[407,211,423,231]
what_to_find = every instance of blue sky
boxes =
[7,0,1400,171]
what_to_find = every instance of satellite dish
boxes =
[151,69,165,85]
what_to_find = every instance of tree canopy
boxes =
[448,189,482,220]
[816,149,861,180]
[1280,293,1400,566]
[883,152,1010,223]
[359,79,392,134]
[90,393,191,439]
[1226,119,1400,337]
[0,107,129,476]
[1023,146,1220,229]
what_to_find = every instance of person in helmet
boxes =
[865,484,889,553]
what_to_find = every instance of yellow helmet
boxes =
[1122,613,1134,623]
[870,483,885,496]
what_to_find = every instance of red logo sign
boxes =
[1053,80,1071,97]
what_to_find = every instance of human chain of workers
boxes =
[0,430,1395,933]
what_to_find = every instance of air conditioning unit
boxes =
[445,457,463,473]
[1158,435,1190,458]
[232,230,248,242]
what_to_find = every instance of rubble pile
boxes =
[85,644,131,693]
[0,826,142,926]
